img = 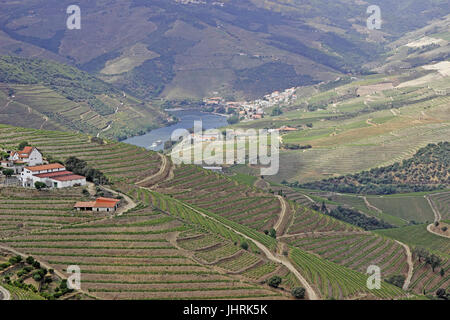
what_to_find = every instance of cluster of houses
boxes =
[202,87,299,121]
[1,146,86,189]
[1,145,122,213]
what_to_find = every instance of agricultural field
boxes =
[376,224,450,258]
[365,196,434,224]
[0,56,167,140]
[153,164,282,232]
[0,125,163,184]
[286,233,409,284]
[0,187,106,238]
[408,258,449,295]
[228,69,450,185]
[3,205,283,300]
[429,191,450,220]
[319,193,409,227]
[0,124,441,300]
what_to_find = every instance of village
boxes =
[202,86,299,121]
[0,144,122,213]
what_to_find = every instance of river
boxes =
[124,110,229,151]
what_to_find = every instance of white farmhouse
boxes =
[21,163,86,189]
[9,147,43,166]
[1,146,43,174]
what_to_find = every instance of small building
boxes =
[20,163,86,189]
[2,146,43,174]
[9,147,43,166]
[74,197,121,212]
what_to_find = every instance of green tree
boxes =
[268,276,282,288]
[35,181,47,190]
[269,228,277,239]
[386,275,405,288]
[18,141,29,150]
[240,241,249,250]
[291,287,306,299]
[2,169,14,180]
[26,256,35,265]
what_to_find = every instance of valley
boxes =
[0,0,448,303]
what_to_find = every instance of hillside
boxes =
[0,56,167,140]
[0,124,418,300]
[0,0,449,99]
[299,142,450,194]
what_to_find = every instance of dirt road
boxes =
[395,240,413,290]
[273,195,287,234]
[136,153,168,186]
[0,285,11,300]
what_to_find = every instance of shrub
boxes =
[292,287,306,299]
[9,255,22,264]
[26,256,35,265]
[35,181,47,190]
[268,276,282,288]
[269,228,277,239]
[386,275,405,288]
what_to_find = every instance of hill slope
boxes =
[0,124,410,300]
[300,142,450,194]
[1,0,449,99]
[0,56,167,140]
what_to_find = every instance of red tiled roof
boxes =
[22,146,33,154]
[74,197,120,209]
[74,201,96,208]
[34,171,73,178]
[25,163,65,172]
[51,174,85,182]
[95,197,120,208]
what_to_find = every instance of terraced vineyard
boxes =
[286,233,409,283]
[3,205,282,300]
[1,283,45,300]
[376,224,450,257]
[430,191,450,220]
[0,187,107,238]
[285,204,358,235]
[153,165,281,232]
[0,124,430,300]
[0,125,162,184]
[288,247,405,300]
[409,258,449,295]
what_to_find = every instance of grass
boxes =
[366,196,434,224]
[375,224,450,258]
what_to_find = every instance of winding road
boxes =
[273,195,288,234]
[395,240,413,291]
[0,285,11,301]
[425,194,450,239]
[137,153,168,186]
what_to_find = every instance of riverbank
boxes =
[124,110,228,151]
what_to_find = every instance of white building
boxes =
[74,197,121,212]
[9,147,43,166]
[21,163,86,189]
[2,146,43,174]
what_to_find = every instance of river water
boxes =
[124,110,228,151]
